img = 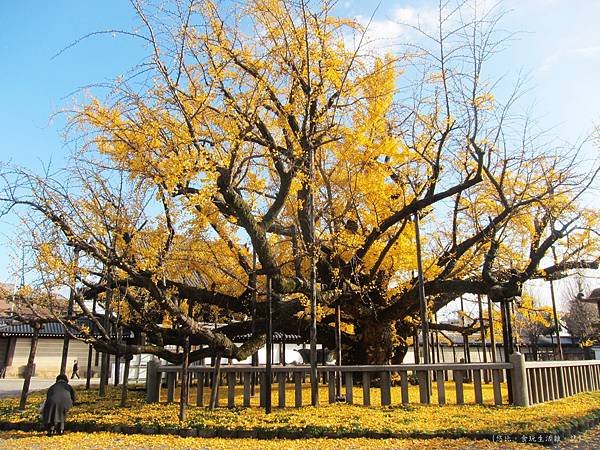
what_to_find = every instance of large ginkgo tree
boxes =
[2,0,598,365]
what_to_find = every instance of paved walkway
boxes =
[0,377,96,398]
[555,424,600,449]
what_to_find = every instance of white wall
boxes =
[7,338,96,378]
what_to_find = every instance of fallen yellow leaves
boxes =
[1,385,599,437]
[0,431,544,449]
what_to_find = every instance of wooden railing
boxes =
[146,361,512,408]
[146,353,600,408]
[523,360,600,405]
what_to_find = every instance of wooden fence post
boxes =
[510,352,529,407]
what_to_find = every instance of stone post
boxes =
[509,352,529,406]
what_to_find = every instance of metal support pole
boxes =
[99,281,112,397]
[488,296,497,363]
[434,313,441,364]
[86,297,97,390]
[250,250,258,396]
[549,277,563,360]
[179,335,190,421]
[114,327,122,386]
[510,301,519,353]
[308,143,318,407]
[477,294,489,382]
[500,299,514,403]
[549,247,564,360]
[506,300,515,355]
[414,213,430,402]
[335,304,342,397]
[413,331,420,364]
[179,301,193,420]
[265,276,273,413]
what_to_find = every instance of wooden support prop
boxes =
[345,372,353,404]
[362,372,370,406]
[328,372,336,403]
[454,370,464,405]
[294,371,303,408]
[436,370,445,405]
[120,356,131,407]
[278,372,286,408]
[227,372,236,409]
[196,372,204,406]
[145,359,161,403]
[380,371,392,406]
[473,369,483,405]
[166,372,176,403]
[492,369,502,405]
[400,372,409,405]
[243,372,251,407]
[259,372,266,407]
[417,371,429,404]
[209,353,222,410]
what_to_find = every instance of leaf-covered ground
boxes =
[0,431,545,449]
[0,384,599,438]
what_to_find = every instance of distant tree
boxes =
[0,285,66,410]
[513,293,554,360]
[562,276,599,348]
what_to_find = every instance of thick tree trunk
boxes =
[355,319,396,365]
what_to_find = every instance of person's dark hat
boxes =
[56,374,69,383]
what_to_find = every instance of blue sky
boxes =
[0,0,598,306]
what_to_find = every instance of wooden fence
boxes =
[523,359,600,405]
[145,353,600,408]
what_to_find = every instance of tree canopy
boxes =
[1,0,598,364]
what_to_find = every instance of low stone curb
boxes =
[0,415,599,445]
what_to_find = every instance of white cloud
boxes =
[539,43,600,73]
[574,45,600,57]
[390,6,438,31]
[353,1,502,54]
[352,5,438,53]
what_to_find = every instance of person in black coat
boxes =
[42,374,76,436]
